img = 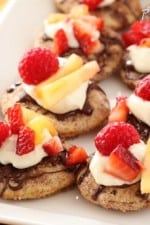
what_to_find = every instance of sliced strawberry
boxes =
[0,121,10,146]
[108,96,129,123]
[82,0,104,10]
[73,20,101,55]
[16,126,35,155]
[53,29,69,56]
[134,75,150,101]
[66,145,88,166]
[104,145,142,181]
[43,136,63,156]
[7,103,24,134]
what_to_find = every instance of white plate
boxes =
[0,0,149,225]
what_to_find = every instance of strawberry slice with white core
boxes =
[73,19,102,55]
[43,136,63,156]
[66,145,88,166]
[104,144,142,181]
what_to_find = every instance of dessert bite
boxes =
[77,122,149,212]
[109,75,150,143]
[35,4,123,81]
[54,0,141,31]
[0,103,88,200]
[0,48,110,138]
[120,20,150,89]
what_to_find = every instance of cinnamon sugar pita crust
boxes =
[0,83,110,138]
[77,164,150,212]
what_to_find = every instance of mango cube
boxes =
[27,115,57,145]
[141,139,150,193]
[35,61,100,109]
[47,13,67,24]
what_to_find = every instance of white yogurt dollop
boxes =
[128,45,150,73]
[89,142,146,186]
[127,94,150,126]
[23,81,89,114]
[0,131,52,169]
[44,19,79,48]
[44,17,100,49]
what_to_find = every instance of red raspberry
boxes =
[134,75,150,101]
[53,29,69,56]
[7,103,24,134]
[95,122,140,156]
[18,48,59,85]
[0,121,10,146]
[82,0,104,10]
[16,126,35,155]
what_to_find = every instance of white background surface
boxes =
[0,0,149,224]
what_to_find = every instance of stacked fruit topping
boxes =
[18,48,100,111]
[0,103,88,166]
[95,122,143,182]
[122,21,150,47]
[45,4,104,55]
[6,103,57,156]
[109,75,150,125]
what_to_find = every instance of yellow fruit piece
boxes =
[141,139,150,193]
[35,54,83,94]
[70,4,89,18]
[47,13,67,24]
[36,61,100,109]
[27,115,57,145]
[21,107,38,124]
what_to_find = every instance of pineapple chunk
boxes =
[36,61,100,109]
[70,4,89,18]
[141,139,150,193]
[47,13,67,24]
[35,54,83,90]
[21,107,38,124]
[27,115,57,145]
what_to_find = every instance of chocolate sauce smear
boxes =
[127,114,150,143]
[0,151,76,195]
[7,82,21,93]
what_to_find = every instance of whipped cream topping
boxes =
[89,142,146,186]
[23,81,89,114]
[0,130,52,169]
[127,94,150,126]
[127,45,150,73]
[44,19,79,48]
[98,0,115,7]
[44,18,100,49]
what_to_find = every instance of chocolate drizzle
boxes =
[127,114,150,143]
[42,33,52,42]
[7,82,21,93]
[0,151,76,196]
[92,185,105,201]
